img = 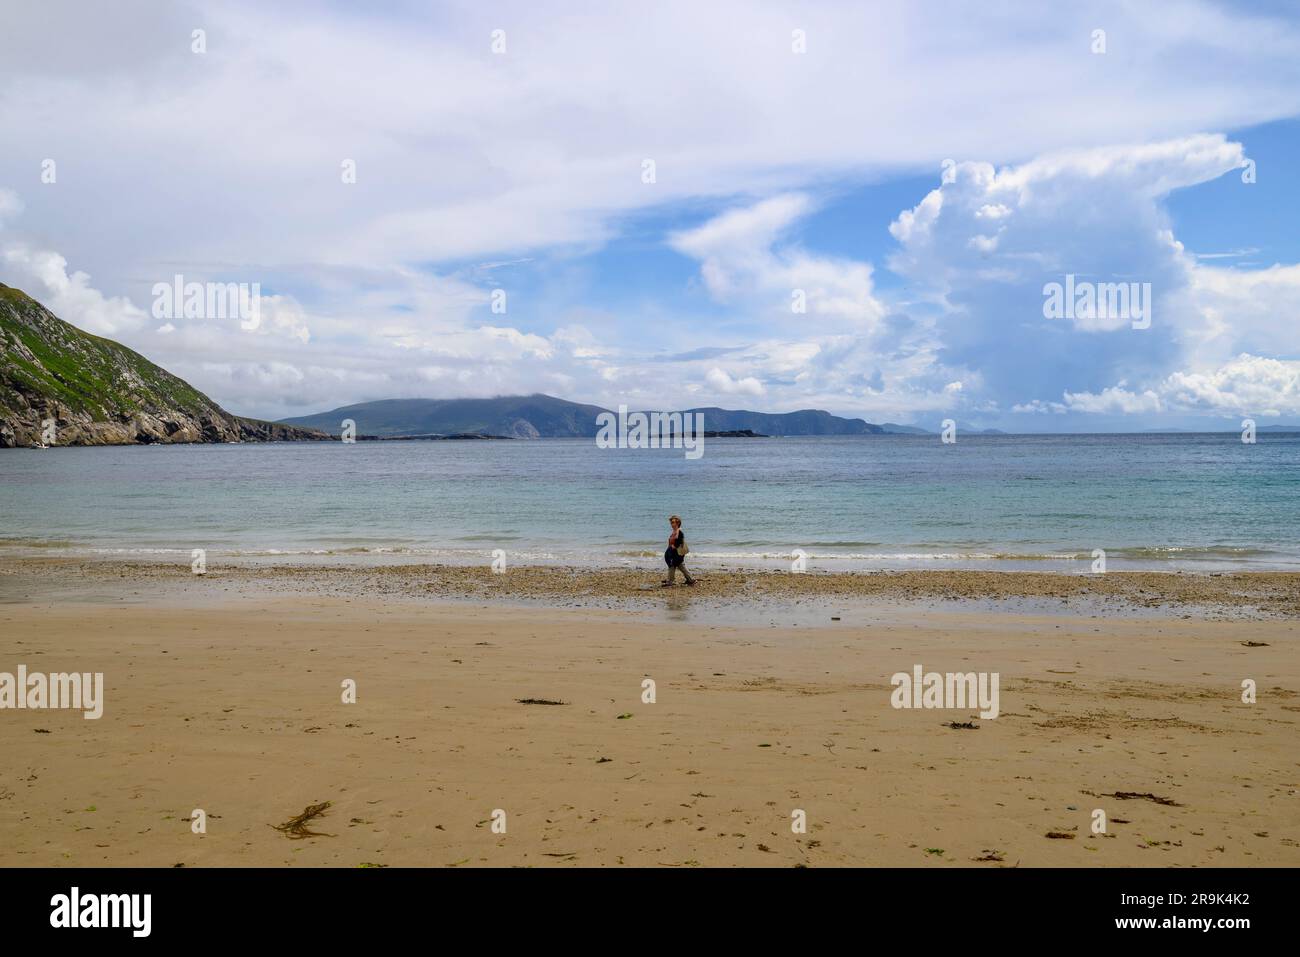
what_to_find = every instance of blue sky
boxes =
[1166,119,1300,264]
[1,0,1299,430]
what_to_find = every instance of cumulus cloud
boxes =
[884,133,1300,422]
[663,194,985,419]
[1,245,147,336]
[670,194,885,327]
[1062,384,1164,415]
[705,366,765,396]
[2,3,1300,425]
[6,126,1296,428]
[258,296,312,345]
[1183,262,1300,362]
[1161,354,1300,417]
[1021,356,1300,419]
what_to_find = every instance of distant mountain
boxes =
[676,406,883,436]
[0,283,329,447]
[1143,426,1300,433]
[880,422,932,435]
[281,394,893,438]
[282,395,611,439]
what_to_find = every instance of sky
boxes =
[1,0,1298,431]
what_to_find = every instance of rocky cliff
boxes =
[0,283,330,447]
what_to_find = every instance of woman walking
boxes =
[662,514,696,586]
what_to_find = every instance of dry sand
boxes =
[0,559,1297,867]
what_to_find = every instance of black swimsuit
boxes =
[665,530,685,567]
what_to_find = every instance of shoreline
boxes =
[7,546,1299,578]
[3,556,1300,620]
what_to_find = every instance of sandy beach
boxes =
[1,559,1297,867]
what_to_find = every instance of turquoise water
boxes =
[0,433,1297,571]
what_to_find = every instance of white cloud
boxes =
[706,366,765,396]
[883,133,1300,424]
[2,3,1300,426]
[1039,356,1300,419]
[258,296,311,345]
[670,193,885,328]
[1161,354,1300,416]
[888,134,1242,294]
[1182,262,1300,362]
[1,245,147,336]
[1062,385,1163,414]
[4,1,1298,280]
[1011,399,1066,414]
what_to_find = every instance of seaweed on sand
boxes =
[271,801,334,839]
[1106,791,1182,806]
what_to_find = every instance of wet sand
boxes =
[0,560,1297,867]
[4,556,1300,618]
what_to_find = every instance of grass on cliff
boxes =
[0,284,217,418]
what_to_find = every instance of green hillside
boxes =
[0,283,328,447]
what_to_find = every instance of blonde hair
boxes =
[669,515,681,525]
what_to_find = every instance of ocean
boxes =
[1,433,1297,572]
